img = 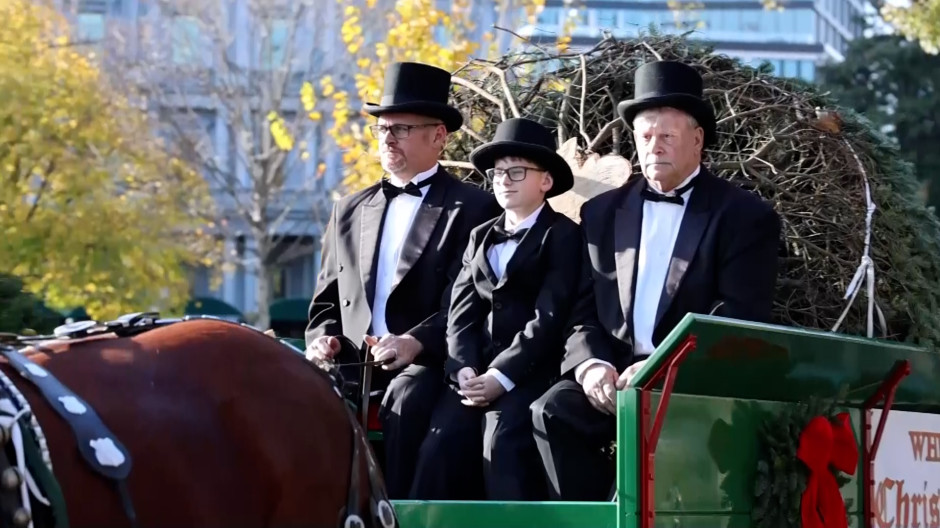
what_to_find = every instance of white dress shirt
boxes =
[486,204,544,281]
[484,204,545,392]
[574,167,700,384]
[370,164,439,337]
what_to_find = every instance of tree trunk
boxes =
[254,260,273,332]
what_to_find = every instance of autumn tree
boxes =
[0,0,217,320]
[298,0,545,193]
[116,0,336,329]
[880,0,940,55]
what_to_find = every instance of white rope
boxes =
[832,140,885,338]
[0,399,51,528]
[0,367,52,473]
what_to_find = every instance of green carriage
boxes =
[384,314,940,528]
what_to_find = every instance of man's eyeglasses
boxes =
[485,166,547,182]
[368,123,444,139]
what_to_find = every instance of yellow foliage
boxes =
[267,111,294,151]
[882,0,940,54]
[525,0,547,24]
[556,8,582,53]
[310,0,539,193]
[300,82,317,112]
[0,0,219,319]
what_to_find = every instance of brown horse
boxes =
[0,317,394,528]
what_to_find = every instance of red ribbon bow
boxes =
[796,412,858,528]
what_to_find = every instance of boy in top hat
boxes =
[531,61,782,501]
[409,118,590,501]
[305,61,500,499]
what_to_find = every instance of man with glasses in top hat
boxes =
[305,61,500,499]
[531,61,782,501]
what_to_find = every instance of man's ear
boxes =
[694,127,704,151]
[435,125,448,148]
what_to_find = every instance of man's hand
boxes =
[616,359,648,390]
[456,367,477,392]
[459,373,506,407]
[366,334,423,371]
[581,363,618,415]
[305,336,341,362]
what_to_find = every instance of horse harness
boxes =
[0,312,397,528]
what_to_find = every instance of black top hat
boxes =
[469,118,573,198]
[363,62,463,132]
[616,61,717,146]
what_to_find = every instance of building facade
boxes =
[519,0,868,81]
[55,0,348,320]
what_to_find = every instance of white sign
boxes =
[871,409,940,528]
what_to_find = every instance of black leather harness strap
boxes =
[0,348,138,528]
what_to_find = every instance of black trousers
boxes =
[410,381,549,501]
[377,363,444,500]
[530,379,616,501]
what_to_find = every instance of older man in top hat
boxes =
[305,61,500,499]
[531,61,782,501]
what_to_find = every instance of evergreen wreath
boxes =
[752,390,855,528]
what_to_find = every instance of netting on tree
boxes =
[441,33,940,346]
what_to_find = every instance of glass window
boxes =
[779,9,795,34]
[537,6,560,25]
[597,8,618,28]
[561,8,587,25]
[741,9,760,32]
[78,0,107,13]
[761,9,778,34]
[627,11,652,31]
[796,9,814,38]
[799,61,815,80]
[171,16,200,65]
[698,9,714,30]
[262,19,290,69]
[77,13,105,42]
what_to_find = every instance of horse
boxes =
[0,315,394,528]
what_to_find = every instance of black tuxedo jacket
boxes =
[445,204,585,384]
[563,167,782,375]
[306,167,501,364]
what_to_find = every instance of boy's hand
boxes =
[456,367,477,391]
[459,373,506,406]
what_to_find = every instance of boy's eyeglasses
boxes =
[368,123,443,139]
[485,166,547,182]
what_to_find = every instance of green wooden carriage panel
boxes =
[646,394,861,515]
[393,501,618,528]
[385,315,940,527]
[633,314,940,412]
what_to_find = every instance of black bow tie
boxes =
[641,177,697,205]
[381,174,436,200]
[491,225,528,245]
